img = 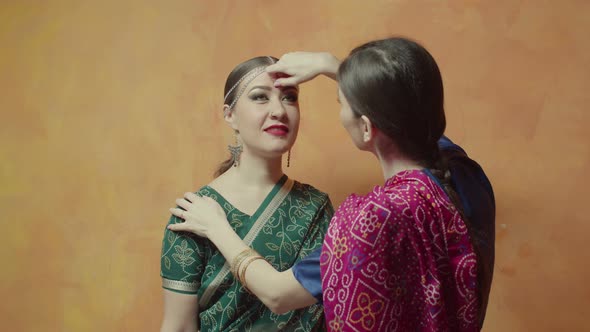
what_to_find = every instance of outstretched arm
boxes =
[168,193,318,314]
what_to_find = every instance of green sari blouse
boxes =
[161,175,333,331]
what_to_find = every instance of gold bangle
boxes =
[231,248,254,278]
[239,255,265,293]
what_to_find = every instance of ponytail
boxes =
[214,157,234,178]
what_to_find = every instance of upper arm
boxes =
[292,247,323,303]
[160,289,198,332]
[161,214,206,294]
[160,214,206,331]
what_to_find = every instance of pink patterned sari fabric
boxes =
[320,170,479,332]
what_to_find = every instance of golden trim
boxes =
[162,278,199,293]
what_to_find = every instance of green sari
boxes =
[161,175,333,331]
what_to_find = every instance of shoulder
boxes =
[438,135,466,154]
[194,185,216,197]
[195,174,234,201]
[357,171,441,222]
[376,170,432,200]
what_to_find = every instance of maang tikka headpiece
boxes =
[224,56,276,113]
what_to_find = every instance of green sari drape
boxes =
[161,175,333,331]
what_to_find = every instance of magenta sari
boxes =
[320,170,479,331]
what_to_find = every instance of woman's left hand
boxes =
[266,52,339,87]
[167,192,230,238]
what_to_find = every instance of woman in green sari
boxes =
[160,56,333,332]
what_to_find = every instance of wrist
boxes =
[319,52,340,79]
[208,220,234,243]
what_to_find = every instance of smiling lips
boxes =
[264,124,289,136]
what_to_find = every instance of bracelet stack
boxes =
[230,248,264,293]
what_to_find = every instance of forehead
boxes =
[244,72,274,88]
[239,72,299,94]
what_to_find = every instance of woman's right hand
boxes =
[266,52,340,87]
[167,192,231,239]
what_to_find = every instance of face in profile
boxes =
[226,72,300,158]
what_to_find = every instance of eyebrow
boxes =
[249,85,272,92]
[282,86,299,93]
[248,85,299,93]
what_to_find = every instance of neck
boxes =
[373,143,422,181]
[227,150,284,187]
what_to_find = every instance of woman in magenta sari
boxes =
[315,38,481,331]
[169,37,493,331]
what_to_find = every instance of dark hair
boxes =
[214,56,278,178]
[339,36,484,317]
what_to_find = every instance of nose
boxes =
[269,96,287,119]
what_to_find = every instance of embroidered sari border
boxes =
[198,178,295,308]
[162,277,199,293]
[244,178,294,244]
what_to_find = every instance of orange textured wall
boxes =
[1,1,588,331]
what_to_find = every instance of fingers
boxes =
[167,222,188,232]
[175,197,192,210]
[184,192,198,202]
[169,207,186,219]
[266,63,286,74]
[274,76,300,87]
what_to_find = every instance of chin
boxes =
[270,141,294,153]
[261,146,291,159]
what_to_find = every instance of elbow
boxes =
[264,295,293,315]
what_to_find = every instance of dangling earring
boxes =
[228,130,242,167]
[287,149,291,168]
